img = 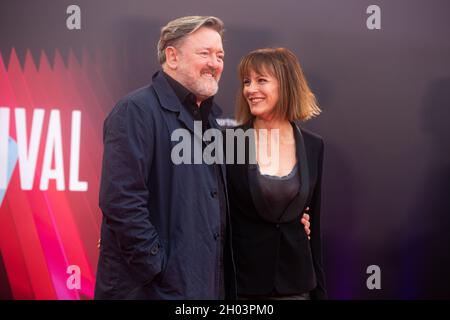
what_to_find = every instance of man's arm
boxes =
[99,98,164,284]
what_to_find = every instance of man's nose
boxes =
[207,56,221,69]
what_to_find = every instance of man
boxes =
[94,16,311,300]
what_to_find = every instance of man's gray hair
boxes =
[157,16,224,65]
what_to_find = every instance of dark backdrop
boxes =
[1,0,449,299]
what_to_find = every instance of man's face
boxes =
[173,27,224,102]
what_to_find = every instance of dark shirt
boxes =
[163,72,213,131]
[256,164,300,221]
[163,72,227,298]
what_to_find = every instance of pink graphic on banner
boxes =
[0,47,113,299]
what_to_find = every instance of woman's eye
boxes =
[243,79,251,85]
[258,78,267,83]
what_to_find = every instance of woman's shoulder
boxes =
[299,127,324,145]
[292,119,323,145]
[293,123,324,158]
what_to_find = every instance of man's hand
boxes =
[301,207,311,240]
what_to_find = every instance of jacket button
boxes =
[276,224,280,229]
[214,233,220,240]
[150,246,159,255]
[211,190,218,198]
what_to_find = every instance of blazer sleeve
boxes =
[99,98,165,284]
[309,138,328,299]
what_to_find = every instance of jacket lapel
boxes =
[151,71,199,138]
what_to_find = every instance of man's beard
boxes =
[177,67,220,100]
[189,76,219,99]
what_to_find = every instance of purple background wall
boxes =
[1,0,449,299]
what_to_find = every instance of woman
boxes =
[227,48,327,299]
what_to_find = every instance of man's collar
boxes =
[162,71,215,107]
[163,71,191,104]
[152,71,223,117]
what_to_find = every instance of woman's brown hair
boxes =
[236,47,321,123]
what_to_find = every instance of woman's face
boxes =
[242,68,279,120]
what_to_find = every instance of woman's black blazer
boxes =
[226,120,327,299]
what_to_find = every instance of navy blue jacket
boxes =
[94,71,236,299]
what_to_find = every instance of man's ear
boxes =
[165,46,178,70]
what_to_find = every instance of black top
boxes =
[256,164,300,222]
